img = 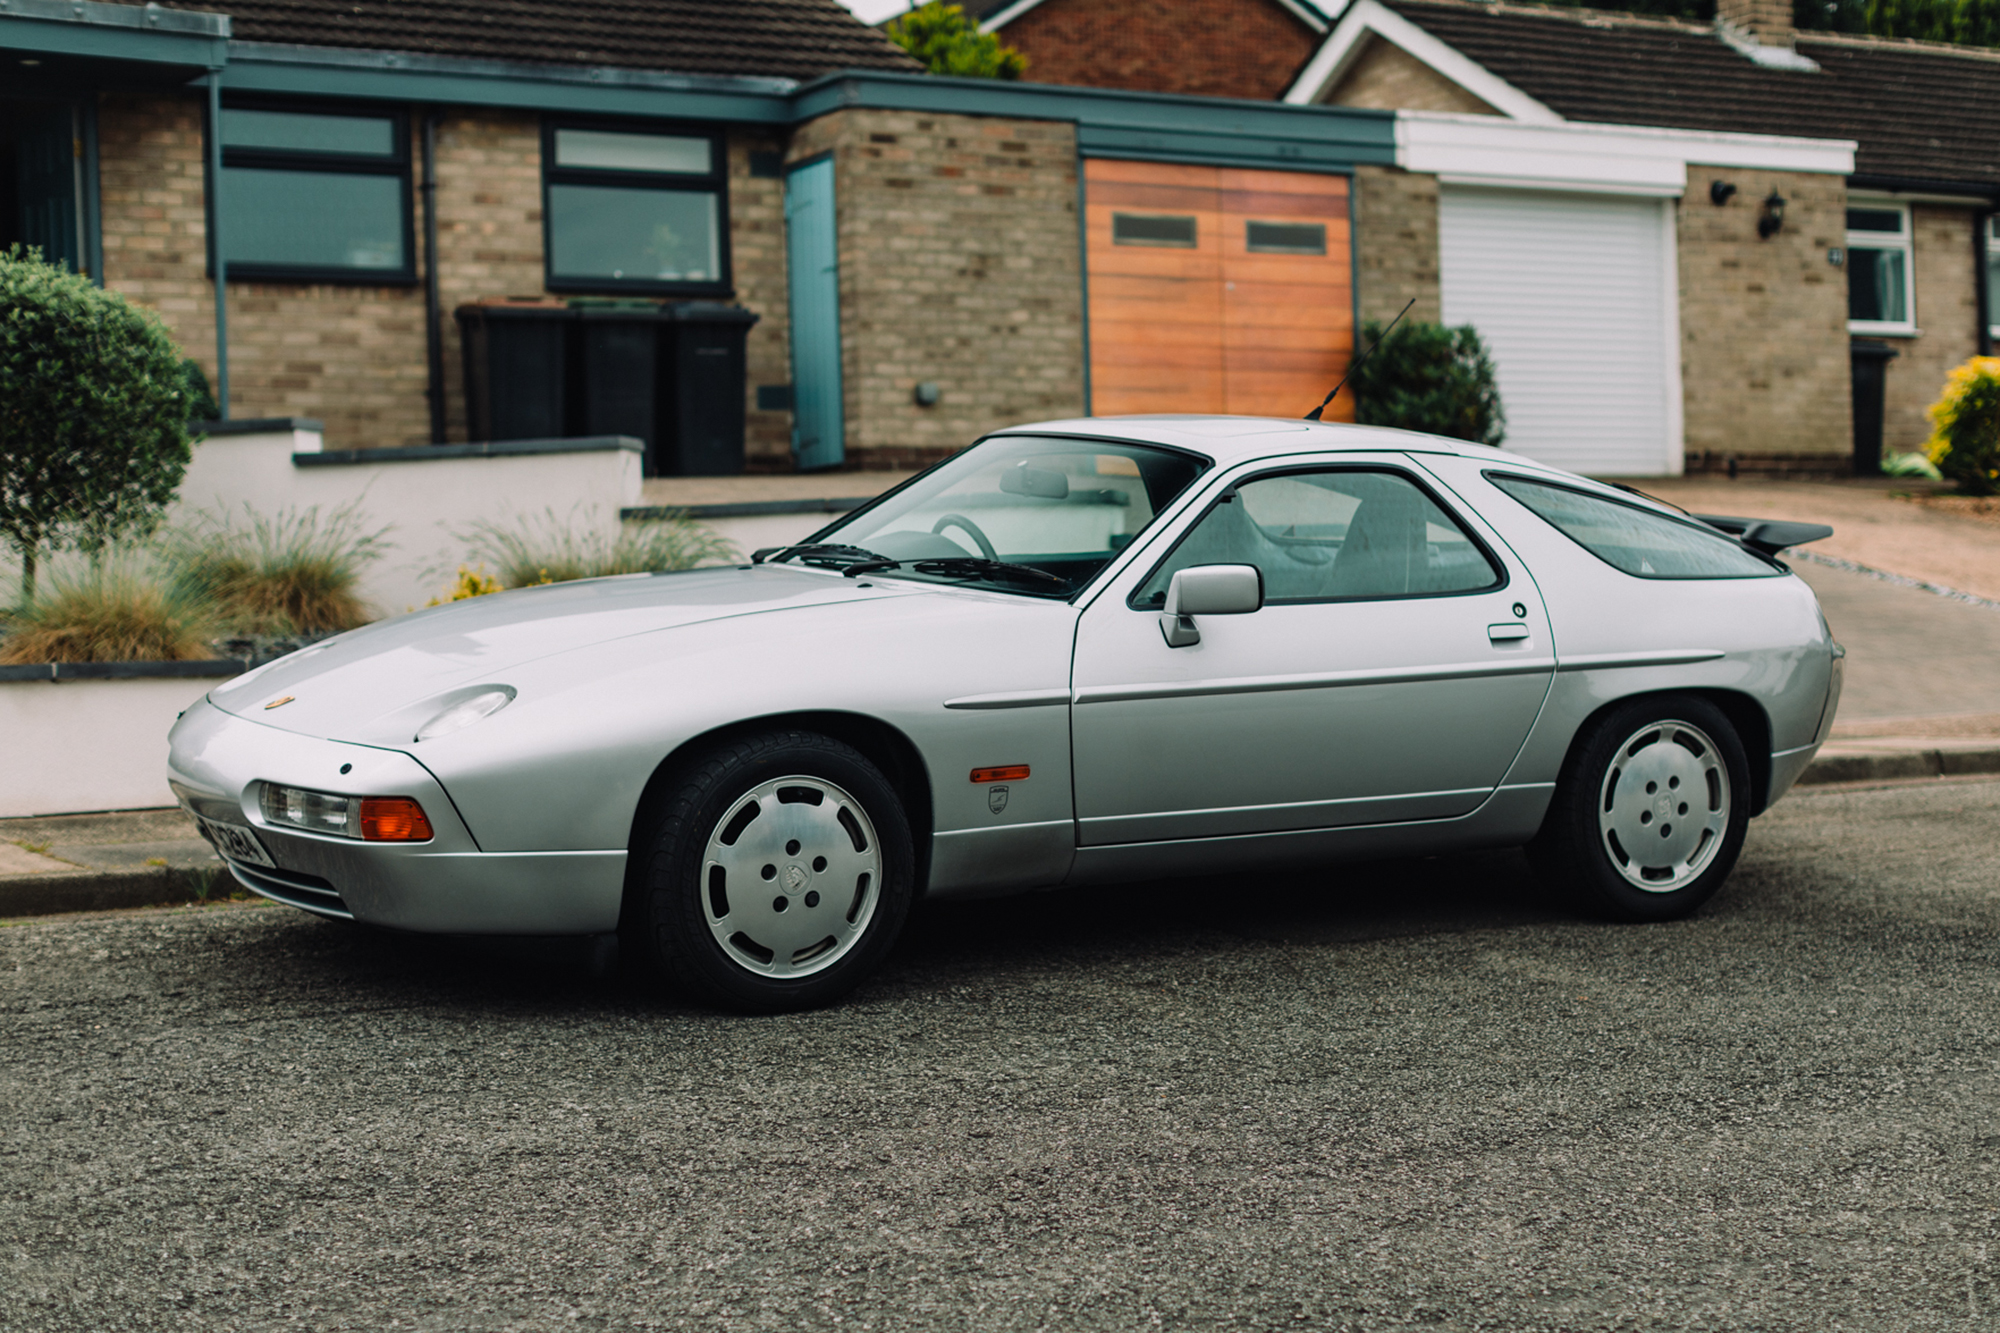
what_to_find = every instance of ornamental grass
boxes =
[457,509,737,590]
[0,551,218,664]
[160,502,389,635]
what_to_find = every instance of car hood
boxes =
[206,564,922,740]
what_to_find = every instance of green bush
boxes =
[0,246,196,603]
[885,3,1028,78]
[1925,356,2000,496]
[159,502,389,635]
[1347,320,1506,447]
[0,549,217,665]
[458,509,737,590]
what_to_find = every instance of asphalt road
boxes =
[5,776,2000,1332]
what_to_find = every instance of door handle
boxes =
[1487,622,1531,643]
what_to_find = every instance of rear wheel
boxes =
[1530,694,1750,921]
[626,731,914,1012]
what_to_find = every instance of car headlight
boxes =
[260,785,434,842]
[414,687,515,742]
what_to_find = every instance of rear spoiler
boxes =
[1692,514,1834,557]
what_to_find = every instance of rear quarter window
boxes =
[1487,474,1778,579]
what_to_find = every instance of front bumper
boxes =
[169,697,625,934]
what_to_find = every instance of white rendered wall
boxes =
[0,677,214,817]
[172,430,647,615]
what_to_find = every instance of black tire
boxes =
[624,730,915,1012]
[1529,693,1751,922]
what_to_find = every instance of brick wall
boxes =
[786,108,1084,467]
[1879,204,1982,458]
[998,0,1321,100]
[98,98,793,462]
[1353,165,1442,329]
[1329,37,1501,115]
[1676,166,1851,472]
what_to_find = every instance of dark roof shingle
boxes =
[121,0,918,82]
[1389,0,2000,190]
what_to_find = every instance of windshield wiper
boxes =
[751,542,893,567]
[841,555,1070,591]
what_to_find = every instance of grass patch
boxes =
[458,509,737,590]
[161,502,389,635]
[0,550,219,664]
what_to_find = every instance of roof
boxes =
[1381,0,2000,191]
[111,0,918,81]
[978,0,1332,31]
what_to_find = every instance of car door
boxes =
[1069,457,1554,845]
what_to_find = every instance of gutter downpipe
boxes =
[421,110,446,443]
[205,73,229,419]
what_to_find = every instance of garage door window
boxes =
[1112,213,1197,247]
[1489,474,1776,578]
[1847,204,1913,334]
[1133,469,1502,606]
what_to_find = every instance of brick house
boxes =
[977,0,1332,99]
[2,0,1417,476]
[1285,0,2000,471]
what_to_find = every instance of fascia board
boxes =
[1401,111,1855,191]
[220,42,795,122]
[0,1,229,69]
[979,0,1045,30]
[1282,0,1561,124]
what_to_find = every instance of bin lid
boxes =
[669,301,760,326]
[1849,339,1900,361]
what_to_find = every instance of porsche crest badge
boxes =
[987,785,1009,815]
[264,696,296,710]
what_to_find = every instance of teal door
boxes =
[784,157,844,471]
[15,105,82,274]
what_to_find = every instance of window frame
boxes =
[1126,462,1509,610]
[1845,198,1916,337]
[1986,214,2000,343]
[213,97,416,286]
[1483,470,1783,580]
[541,115,731,298]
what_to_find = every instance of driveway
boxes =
[5,775,2000,1331]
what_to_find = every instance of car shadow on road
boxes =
[222,847,1569,1015]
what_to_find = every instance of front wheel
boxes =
[1529,694,1751,922]
[626,731,914,1012]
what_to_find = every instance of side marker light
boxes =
[970,765,1030,783]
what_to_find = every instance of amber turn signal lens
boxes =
[358,797,434,842]
[970,765,1030,783]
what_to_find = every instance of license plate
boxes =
[197,816,275,869]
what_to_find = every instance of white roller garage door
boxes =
[1439,187,1679,476]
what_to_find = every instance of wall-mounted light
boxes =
[1757,191,1787,239]
[913,381,941,407]
[1709,180,1737,206]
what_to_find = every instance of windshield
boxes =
[793,435,1210,597]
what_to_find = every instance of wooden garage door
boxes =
[1085,160,1353,420]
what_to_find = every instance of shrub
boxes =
[0,246,196,602]
[0,550,217,664]
[1925,356,2000,496]
[160,502,389,635]
[460,509,737,589]
[1348,320,1506,447]
[885,3,1028,78]
[427,565,505,605]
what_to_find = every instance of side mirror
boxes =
[1160,564,1263,647]
[999,461,1070,500]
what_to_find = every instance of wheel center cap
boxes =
[783,863,811,891]
[1655,795,1673,819]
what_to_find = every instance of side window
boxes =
[1132,468,1502,607]
[1488,474,1777,578]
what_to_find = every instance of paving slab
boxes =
[1788,559,2000,719]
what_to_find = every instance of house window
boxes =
[1987,215,2000,340]
[543,121,728,294]
[217,103,412,282]
[1846,203,1914,335]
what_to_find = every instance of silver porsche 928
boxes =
[168,416,1843,1011]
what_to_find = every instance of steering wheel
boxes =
[931,513,999,560]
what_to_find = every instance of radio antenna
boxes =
[1304,297,1415,422]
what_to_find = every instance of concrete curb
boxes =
[0,865,237,920]
[3,748,1997,921]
